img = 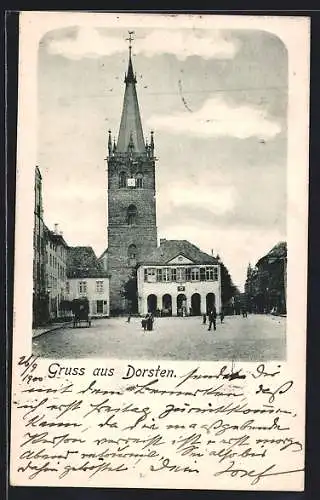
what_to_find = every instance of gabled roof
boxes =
[140,240,219,266]
[67,246,109,279]
[256,241,287,267]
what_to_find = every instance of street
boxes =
[32,314,286,361]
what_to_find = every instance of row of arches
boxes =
[146,293,216,316]
[119,171,144,188]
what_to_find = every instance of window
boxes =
[96,280,104,292]
[96,300,104,314]
[157,268,163,282]
[200,267,206,281]
[136,172,143,188]
[128,244,137,266]
[128,244,137,259]
[66,282,70,294]
[186,268,191,281]
[163,268,171,282]
[191,267,200,281]
[206,267,218,280]
[147,268,156,283]
[144,269,148,282]
[171,268,177,282]
[214,267,219,281]
[127,205,137,225]
[177,267,186,282]
[119,171,126,188]
[79,281,87,294]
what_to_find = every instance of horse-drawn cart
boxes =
[71,298,91,328]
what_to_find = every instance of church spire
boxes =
[116,31,145,153]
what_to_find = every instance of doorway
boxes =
[206,293,216,313]
[191,293,201,315]
[147,294,157,314]
[177,293,187,316]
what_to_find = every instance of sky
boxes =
[37,25,288,291]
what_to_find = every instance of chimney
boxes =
[160,238,167,246]
[54,223,59,234]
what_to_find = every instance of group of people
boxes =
[127,305,248,333]
[141,312,154,331]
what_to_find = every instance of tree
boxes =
[220,261,239,305]
[120,267,138,313]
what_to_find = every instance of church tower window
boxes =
[128,244,137,266]
[127,204,137,225]
[136,172,144,188]
[119,171,126,188]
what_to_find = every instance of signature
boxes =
[214,460,304,485]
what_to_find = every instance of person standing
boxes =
[202,313,207,325]
[147,313,154,331]
[208,306,217,331]
[220,307,224,323]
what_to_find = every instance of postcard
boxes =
[10,11,309,491]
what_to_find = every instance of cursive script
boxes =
[10,358,304,490]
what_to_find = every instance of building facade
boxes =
[33,166,48,325]
[107,42,157,314]
[65,277,109,316]
[45,224,69,319]
[66,246,110,317]
[245,241,287,314]
[137,239,221,316]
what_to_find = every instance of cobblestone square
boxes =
[33,314,286,361]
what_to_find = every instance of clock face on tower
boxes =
[127,178,136,187]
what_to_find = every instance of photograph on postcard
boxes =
[31,21,288,361]
[10,12,309,491]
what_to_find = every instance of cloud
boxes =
[157,181,236,218]
[135,30,239,60]
[47,27,239,61]
[47,28,128,59]
[148,96,281,140]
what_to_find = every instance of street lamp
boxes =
[47,286,51,320]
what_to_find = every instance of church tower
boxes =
[107,33,158,314]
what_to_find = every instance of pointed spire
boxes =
[108,130,112,156]
[150,130,154,154]
[112,137,117,153]
[116,31,145,153]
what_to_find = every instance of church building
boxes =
[106,34,221,316]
